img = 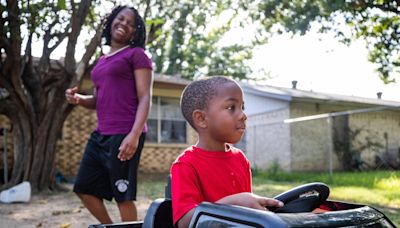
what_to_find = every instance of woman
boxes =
[65,5,153,223]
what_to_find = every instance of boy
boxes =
[171,76,283,228]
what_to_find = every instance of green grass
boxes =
[138,173,168,199]
[138,171,400,227]
[252,170,400,226]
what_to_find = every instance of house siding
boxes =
[349,110,400,166]
[289,102,400,171]
[245,92,289,116]
[246,108,291,171]
[289,102,338,171]
[245,94,400,172]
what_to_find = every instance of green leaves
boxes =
[57,0,66,10]
[146,0,254,80]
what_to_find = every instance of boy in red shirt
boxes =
[171,76,284,228]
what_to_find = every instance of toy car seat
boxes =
[142,175,173,228]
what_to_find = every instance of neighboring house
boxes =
[56,74,195,178]
[240,82,400,172]
[0,74,194,180]
[3,75,400,179]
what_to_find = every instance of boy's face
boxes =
[204,82,247,145]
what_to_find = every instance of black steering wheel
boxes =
[267,182,330,213]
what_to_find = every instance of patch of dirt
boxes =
[0,184,152,228]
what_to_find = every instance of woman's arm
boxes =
[65,86,96,109]
[117,68,153,161]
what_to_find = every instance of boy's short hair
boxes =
[180,76,237,129]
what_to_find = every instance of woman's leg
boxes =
[117,200,138,221]
[77,193,113,224]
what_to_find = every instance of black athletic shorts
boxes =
[73,131,145,202]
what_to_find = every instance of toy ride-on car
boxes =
[89,182,396,228]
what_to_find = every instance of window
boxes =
[146,96,187,144]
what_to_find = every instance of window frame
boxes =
[147,96,187,145]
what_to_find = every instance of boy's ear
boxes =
[192,109,207,129]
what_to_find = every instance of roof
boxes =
[240,82,400,108]
[153,73,191,86]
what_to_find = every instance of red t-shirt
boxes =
[170,145,252,225]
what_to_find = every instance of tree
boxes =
[252,0,400,83]
[0,0,102,191]
[144,0,255,79]
[0,0,257,192]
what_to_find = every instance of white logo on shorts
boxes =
[115,179,129,193]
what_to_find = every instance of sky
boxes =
[248,31,400,102]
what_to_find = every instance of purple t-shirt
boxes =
[91,47,153,135]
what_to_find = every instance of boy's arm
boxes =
[216,192,283,210]
[176,192,283,227]
[171,163,203,228]
[177,208,195,228]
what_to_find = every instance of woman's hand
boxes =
[65,86,96,109]
[216,192,284,211]
[118,132,139,161]
[65,87,80,104]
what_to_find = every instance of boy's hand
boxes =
[217,192,284,211]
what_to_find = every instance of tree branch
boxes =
[64,0,92,75]
[75,21,102,85]
[143,0,151,21]
[21,33,39,96]
[39,19,61,74]
[362,2,400,14]
[4,0,31,112]
[48,28,70,52]
[0,5,9,52]
[371,4,400,14]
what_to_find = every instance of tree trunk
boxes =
[3,81,71,192]
[0,0,101,193]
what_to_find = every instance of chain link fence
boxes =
[238,106,400,174]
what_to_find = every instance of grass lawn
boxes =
[252,170,400,227]
[138,171,400,226]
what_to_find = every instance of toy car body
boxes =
[89,182,396,228]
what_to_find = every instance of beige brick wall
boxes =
[1,75,192,179]
[56,106,96,177]
[0,115,13,172]
[56,106,195,178]
[0,107,194,179]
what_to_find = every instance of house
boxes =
[3,75,400,179]
[0,73,195,180]
[240,82,400,172]
[56,74,195,178]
